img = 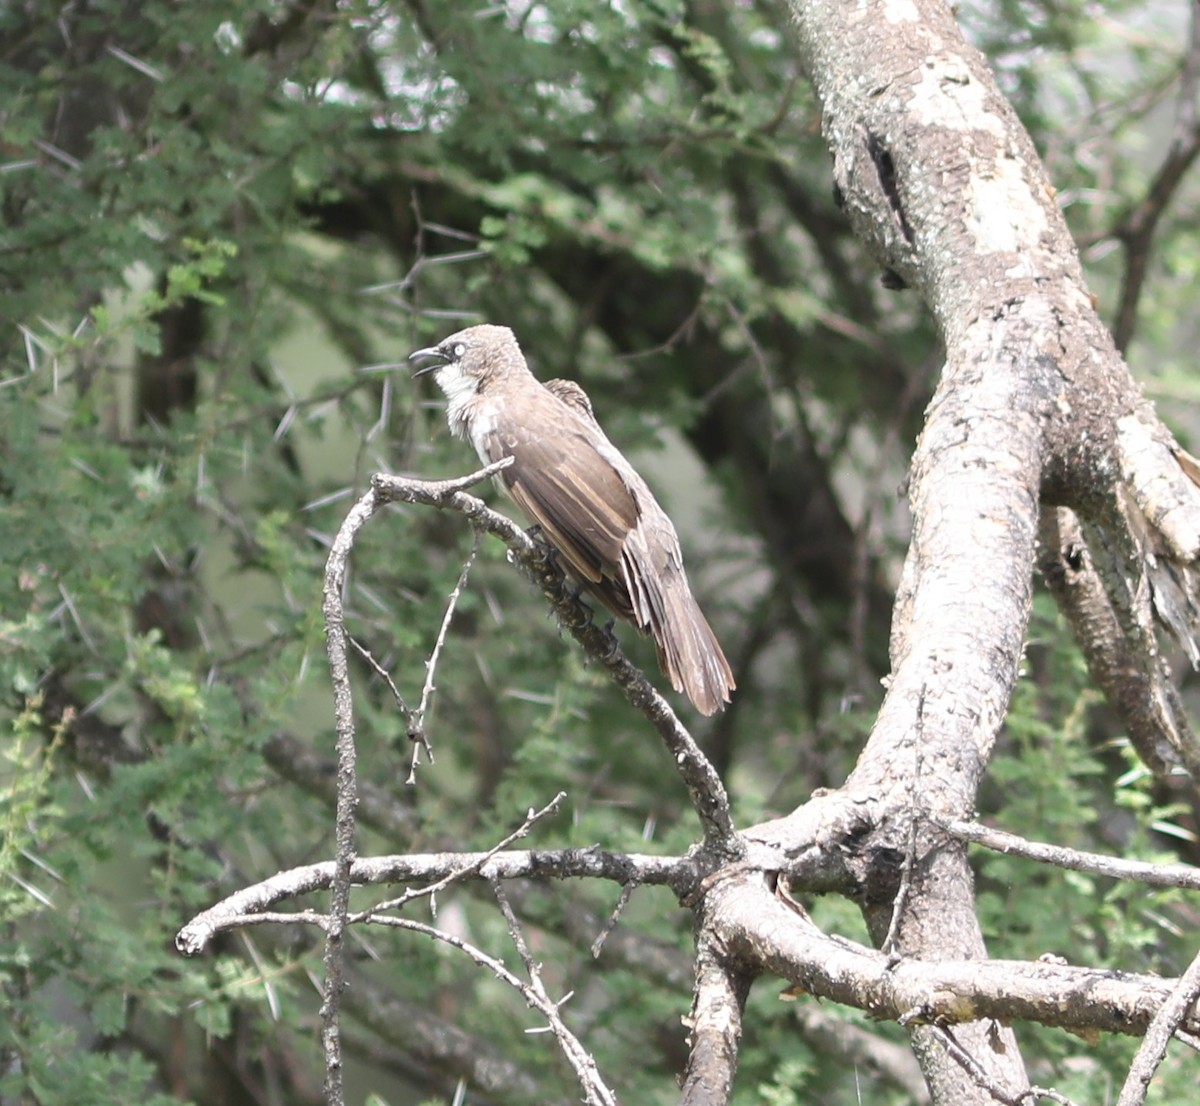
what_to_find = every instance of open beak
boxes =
[409,346,448,377]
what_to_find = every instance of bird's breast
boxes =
[464,396,503,468]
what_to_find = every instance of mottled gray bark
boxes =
[762,0,1200,1102]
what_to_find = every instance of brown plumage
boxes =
[411,325,735,715]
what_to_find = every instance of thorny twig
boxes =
[348,634,409,711]
[317,461,508,1106]
[373,909,619,1106]
[490,878,619,1106]
[361,793,565,919]
[405,527,482,782]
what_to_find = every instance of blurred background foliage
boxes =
[2,0,1200,1102]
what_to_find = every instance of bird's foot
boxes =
[598,618,621,660]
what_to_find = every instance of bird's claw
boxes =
[599,619,621,659]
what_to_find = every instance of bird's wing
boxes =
[479,422,638,586]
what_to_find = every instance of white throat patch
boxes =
[435,363,481,439]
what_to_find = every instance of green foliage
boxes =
[2,0,1199,1102]
[754,1057,816,1106]
[976,595,1200,1097]
[2,1025,183,1106]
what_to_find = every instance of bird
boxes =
[410,324,735,715]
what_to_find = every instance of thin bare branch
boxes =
[1115,941,1200,1106]
[928,1024,1082,1106]
[1110,0,1200,352]
[176,846,699,954]
[312,460,511,1105]
[347,634,410,713]
[374,911,618,1106]
[590,883,635,959]
[405,527,481,782]
[942,818,1200,892]
[319,484,378,1106]
[370,468,740,850]
[362,794,565,917]
[488,878,618,1105]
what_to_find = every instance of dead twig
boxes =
[362,794,565,918]
[487,880,619,1106]
[1110,1,1200,352]
[317,460,509,1106]
[928,1024,1081,1106]
[590,883,635,959]
[1115,941,1200,1106]
[371,466,740,851]
[942,817,1200,892]
[405,527,482,782]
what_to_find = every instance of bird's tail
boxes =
[622,541,735,714]
[650,581,736,716]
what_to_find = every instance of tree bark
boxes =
[770,0,1200,1101]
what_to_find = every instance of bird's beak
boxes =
[409,346,448,377]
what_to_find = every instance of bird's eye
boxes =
[453,343,466,358]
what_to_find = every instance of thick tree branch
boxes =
[790,8,1063,1104]
[712,874,1200,1040]
[680,926,754,1106]
[780,0,1200,1099]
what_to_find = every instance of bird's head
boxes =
[409,324,523,399]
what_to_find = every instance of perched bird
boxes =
[410,324,735,714]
